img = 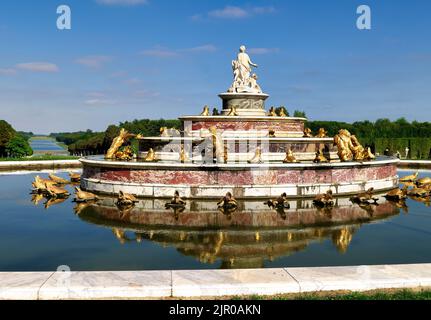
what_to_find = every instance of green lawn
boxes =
[0,155,79,161]
[233,288,431,300]
[29,136,56,141]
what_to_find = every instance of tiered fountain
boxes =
[80,45,399,199]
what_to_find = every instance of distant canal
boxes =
[0,170,430,271]
[29,137,68,155]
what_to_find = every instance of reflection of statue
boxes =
[228,45,261,93]
[332,227,354,254]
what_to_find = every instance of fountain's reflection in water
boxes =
[71,195,404,269]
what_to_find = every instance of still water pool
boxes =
[30,139,65,151]
[0,170,430,271]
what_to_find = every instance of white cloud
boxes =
[124,78,141,85]
[140,48,178,58]
[76,55,112,68]
[0,68,17,75]
[252,6,276,15]
[141,44,217,58]
[197,6,275,20]
[133,89,160,98]
[248,47,280,55]
[85,98,116,105]
[180,44,217,53]
[209,6,249,19]
[95,0,148,6]
[86,92,107,98]
[15,62,59,73]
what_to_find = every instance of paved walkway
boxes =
[1,263,430,300]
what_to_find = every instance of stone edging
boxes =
[1,159,428,172]
[0,263,430,300]
[0,160,81,172]
[398,160,431,169]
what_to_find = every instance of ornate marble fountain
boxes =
[80,45,399,199]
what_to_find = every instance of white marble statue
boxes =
[228,45,262,93]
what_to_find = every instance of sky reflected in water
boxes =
[0,170,430,271]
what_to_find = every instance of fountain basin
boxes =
[80,156,399,199]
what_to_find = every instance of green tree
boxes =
[103,125,120,151]
[0,120,16,157]
[293,110,307,118]
[5,134,33,158]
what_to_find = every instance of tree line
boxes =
[46,116,431,159]
[0,120,33,158]
[50,119,182,156]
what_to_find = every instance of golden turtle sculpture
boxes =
[399,171,418,183]
[165,191,187,210]
[45,183,70,198]
[267,107,277,117]
[264,193,290,209]
[74,187,98,202]
[68,172,81,182]
[313,190,334,207]
[277,108,287,117]
[303,128,313,138]
[416,177,431,187]
[351,188,378,204]
[384,186,408,201]
[217,192,238,209]
[143,148,156,162]
[32,175,48,193]
[283,148,298,163]
[49,173,69,185]
[315,128,328,138]
[117,190,139,206]
[408,187,429,198]
[200,105,210,116]
[313,150,329,163]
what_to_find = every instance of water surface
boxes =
[0,170,430,271]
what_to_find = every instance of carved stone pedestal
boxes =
[219,92,269,116]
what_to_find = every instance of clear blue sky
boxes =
[0,0,430,133]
